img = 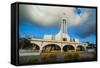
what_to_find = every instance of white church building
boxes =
[29,13,88,53]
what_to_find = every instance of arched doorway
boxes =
[42,44,61,53]
[77,45,85,51]
[63,45,75,52]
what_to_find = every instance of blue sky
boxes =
[19,22,60,39]
[19,5,96,44]
[19,21,96,44]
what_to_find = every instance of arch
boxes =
[31,43,40,50]
[42,44,61,53]
[76,45,85,51]
[63,45,75,52]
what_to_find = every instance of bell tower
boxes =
[62,13,67,35]
[55,13,70,41]
[61,13,68,41]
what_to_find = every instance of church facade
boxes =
[29,13,88,53]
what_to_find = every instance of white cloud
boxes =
[19,5,96,38]
[19,5,84,26]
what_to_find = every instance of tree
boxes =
[19,38,32,49]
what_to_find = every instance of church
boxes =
[30,13,88,53]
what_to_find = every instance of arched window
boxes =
[32,43,40,50]
[63,45,75,52]
[42,44,61,53]
[77,45,85,51]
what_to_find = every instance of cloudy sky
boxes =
[19,4,96,44]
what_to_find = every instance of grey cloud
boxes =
[72,9,96,38]
[19,5,96,38]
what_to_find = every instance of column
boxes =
[74,44,77,52]
[61,45,63,52]
[39,47,42,53]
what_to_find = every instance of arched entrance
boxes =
[77,45,85,51]
[63,45,75,52]
[42,44,61,53]
[31,43,40,50]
